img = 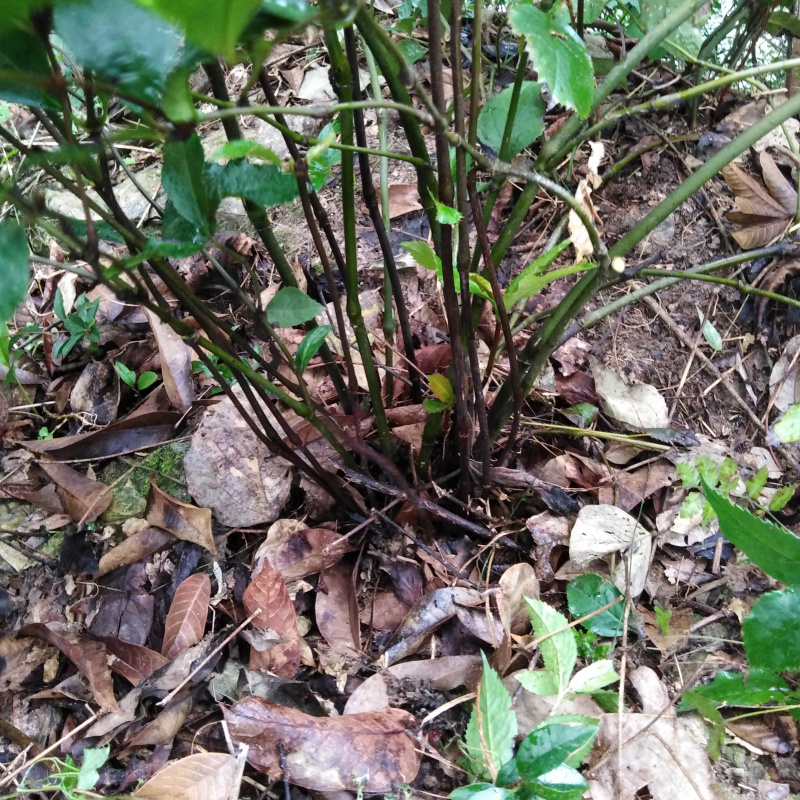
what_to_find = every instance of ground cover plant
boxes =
[1,0,800,796]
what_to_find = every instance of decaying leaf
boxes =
[69,359,120,425]
[225,697,420,792]
[243,559,301,678]
[498,562,540,634]
[568,141,604,262]
[0,637,55,692]
[38,460,113,523]
[19,623,119,713]
[142,309,194,413]
[590,356,669,430]
[125,692,193,749]
[100,637,169,685]
[316,561,360,654]
[98,527,174,576]
[134,752,237,799]
[161,573,211,659]
[721,151,796,249]
[253,523,355,579]
[382,183,423,219]
[146,477,217,557]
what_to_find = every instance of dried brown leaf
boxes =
[125,693,193,748]
[100,637,169,685]
[255,526,355,580]
[225,697,420,792]
[0,636,54,692]
[760,151,798,215]
[19,623,120,713]
[731,219,790,249]
[98,527,173,576]
[721,162,786,212]
[498,563,540,634]
[134,752,237,799]
[382,183,422,219]
[143,308,194,413]
[38,461,112,523]
[161,573,211,659]
[146,477,217,557]
[316,561,359,654]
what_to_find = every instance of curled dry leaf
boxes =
[98,527,173,576]
[498,562,540,634]
[225,696,420,792]
[69,359,120,425]
[38,460,113,523]
[99,637,168,685]
[143,308,194,413]
[254,524,355,580]
[161,573,211,660]
[243,559,300,678]
[134,752,237,799]
[125,692,193,749]
[316,561,359,654]
[146,476,217,557]
[18,623,119,713]
[568,141,604,263]
[382,183,422,219]
[0,637,54,693]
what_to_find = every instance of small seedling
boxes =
[114,361,158,393]
[53,289,101,359]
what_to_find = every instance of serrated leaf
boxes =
[743,588,800,671]
[401,240,441,272]
[296,325,332,371]
[696,456,718,487]
[568,660,618,694]
[477,81,546,157]
[206,161,298,207]
[566,573,624,637]
[435,201,463,225]
[516,669,560,696]
[702,481,800,586]
[718,457,739,493]
[746,465,769,499]
[163,134,216,234]
[267,287,325,328]
[429,373,454,405]
[516,721,597,783]
[676,462,700,488]
[525,764,588,800]
[510,5,594,118]
[464,653,518,780]
[524,597,577,699]
[772,403,800,443]
[0,222,29,325]
[679,669,792,708]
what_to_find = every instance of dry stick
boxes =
[668,291,718,419]
[157,610,262,707]
[642,295,766,432]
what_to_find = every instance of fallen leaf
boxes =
[568,142,604,262]
[597,461,677,512]
[297,65,336,101]
[391,422,426,450]
[225,696,420,792]
[69,360,120,425]
[499,563,540,634]
[161,573,211,659]
[382,183,423,219]
[134,752,237,799]
[142,310,194,413]
[570,505,652,596]
[0,637,54,692]
[100,637,169,685]
[316,561,359,654]
[146,477,217,557]
[254,524,355,580]
[98,527,174,576]
[125,693,193,749]
[360,592,410,632]
[38,460,113,523]
[590,356,669,430]
[19,623,120,713]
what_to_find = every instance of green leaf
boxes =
[654,605,671,637]
[695,456,718,488]
[590,690,619,712]
[746,465,769,500]
[137,371,159,390]
[504,262,592,310]
[396,38,428,65]
[464,653,517,780]
[209,139,282,165]
[296,325,331,371]
[206,161,298,207]
[568,660,618,694]
[0,27,58,109]
[524,597,577,698]
[768,9,800,37]
[76,745,110,791]
[702,482,800,586]
[679,691,725,760]
[679,669,792,708]
[266,287,325,328]
[698,308,722,351]
[429,373,454,405]
[423,398,450,414]
[163,135,216,234]
[516,720,597,783]
[450,785,514,800]
[476,81,546,157]
[718,457,739,494]
[773,403,800,443]
[516,669,560,696]
[676,462,700,488]
[566,574,624,637]
[562,403,597,428]
[504,239,571,308]
[0,221,29,325]
[55,0,184,104]
[162,199,208,244]
[62,217,127,244]
[401,240,441,272]
[136,0,263,59]
[769,484,795,512]
[114,361,136,388]
[435,201,463,225]
[525,764,589,800]
[743,588,800,671]
[510,4,594,118]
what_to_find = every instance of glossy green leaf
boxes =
[568,660,618,694]
[163,135,216,234]
[450,785,514,800]
[768,9,800,37]
[161,199,208,245]
[524,764,589,800]
[743,589,800,671]
[464,653,517,780]
[698,307,722,351]
[435,201,463,225]
[0,27,58,109]
[562,403,598,428]
[773,403,800,443]
[401,240,441,272]
[135,0,262,58]
[423,398,450,414]
[516,721,594,783]
[209,139,282,165]
[396,38,428,65]
[266,287,325,328]
[476,81,546,157]
[77,746,109,791]
[745,465,768,500]
[429,373,454,405]
[55,0,183,104]
[566,573,624,637]
[206,161,298,207]
[702,482,800,586]
[679,669,792,708]
[510,4,594,118]
[524,597,577,698]
[114,361,136,387]
[0,221,29,325]
[138,371,159,390]
[516,669,560,696]
[296,325,331,371]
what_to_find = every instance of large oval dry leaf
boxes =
[38,461,113,522]
[143,308,194,414]
[162,573,211,659]
[225,697,420,792]
[146,477,217,557]
[98,527,173,576]
[134,752,237,800]
[590,357,668,430]
[18,623,119,713]
[255,526,355,579]
[100,637,168,685]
